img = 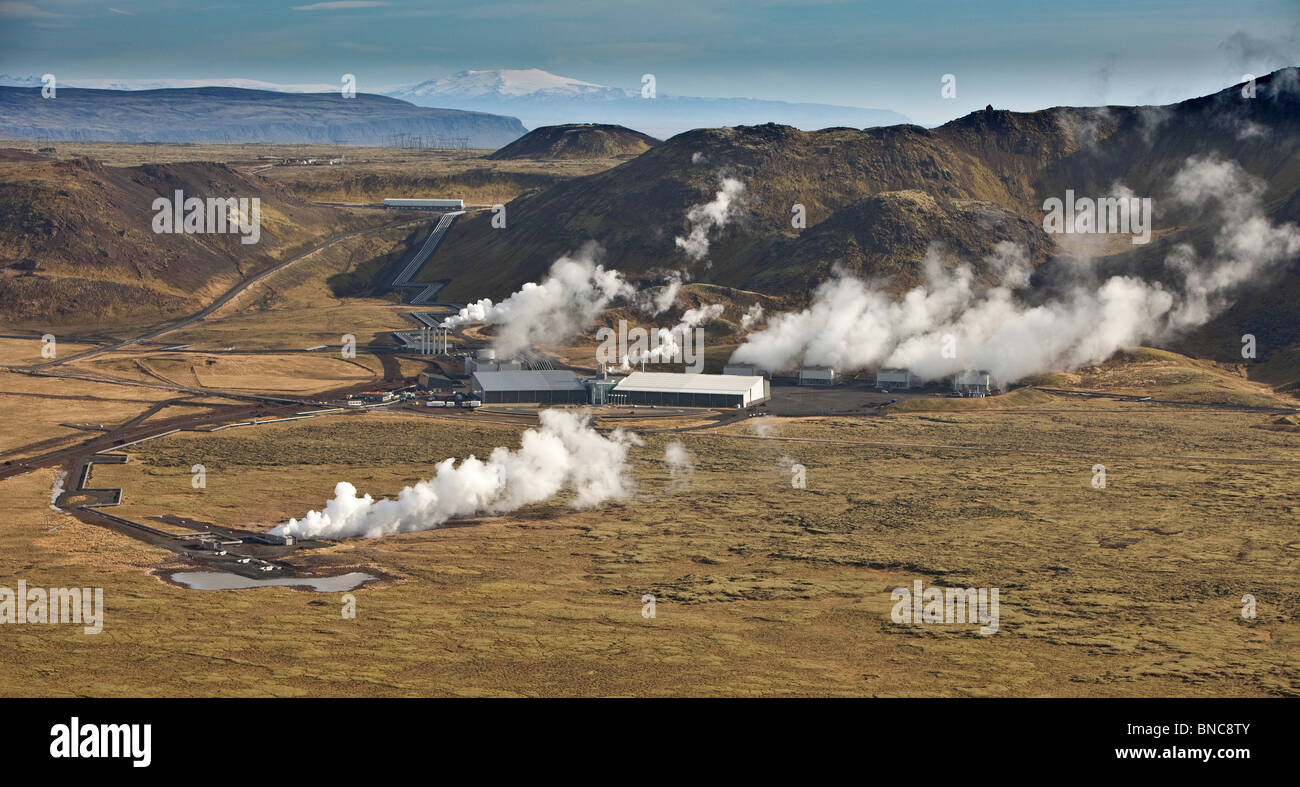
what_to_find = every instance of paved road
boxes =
[0,400,297,481]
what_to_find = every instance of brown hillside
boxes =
[486,123,660,160]
[0,154,383,327]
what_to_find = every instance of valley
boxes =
[0,69,1296,699]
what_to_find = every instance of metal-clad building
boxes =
[952,370,994,397]
[611,372,768,408]
[798,366,839,386]
[417,371,456,391]
[465,348,522,375]
[874,368,918,391]
[383,198,465,210]
[724,363,769,378]
[584,377,619,405]
[470,370,586,404]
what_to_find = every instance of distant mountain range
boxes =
[0,86,527,147]
[0,75,340,92]
[424,69,1300,386]
[388,69,910,138]
[0,68,909,140]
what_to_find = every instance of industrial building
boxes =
[611,372,768,408]
[383,198,465,210]
[798,366,839,386]
[584,376,619,405]
[350,391,396,404]
[875,368,918,391]
[470,370,587,404]
[723,363,768,378]
[417,371,456,391]
[953,371,995,397]
[466,349,522,375]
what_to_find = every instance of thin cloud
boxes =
[293,1,389,10]
[0,1,57,18]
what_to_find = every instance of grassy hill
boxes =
[0,151,387,328]
[487,123,660,160]
[423,70,1300,390]
[429,71,1299,303]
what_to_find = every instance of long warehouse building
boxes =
[383,198,465,210]
[470,370,587,404]
[611,372,768,408]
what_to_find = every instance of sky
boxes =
[0,0,1296,125]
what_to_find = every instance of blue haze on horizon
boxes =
[0,0,1296,126]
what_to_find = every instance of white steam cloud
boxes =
[749,416,779,438]
[633,271,683,317]
[271,410,642,540]
[675,177,745,261]
[440,180,746,355]
[440,243,635,357]
[621,303,723,367]
[663,440,695,488]
[731,156,1299,385]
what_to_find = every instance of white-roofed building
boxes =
[611,372,768,408]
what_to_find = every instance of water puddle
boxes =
[168,571,377,592]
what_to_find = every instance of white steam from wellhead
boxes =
[663,440,695,488]
[439,243,634,357]
[633,270,683,316]
[731,157,1299,385]
[271,410,642,540]
[675,177,745,261]
[439,178,747,353]
[621,303,724,367]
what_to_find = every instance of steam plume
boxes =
[440,243,634,357]
[622,303,723,367]
[675,177,745,260]
[731,156,1299,385]
[271,410,642,540]
[663,440,695,488]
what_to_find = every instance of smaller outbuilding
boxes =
[952,371,995,397]
[723,363,768,378]
[417,371,457,392]
[797,366,839,386]
[874,368,918,391]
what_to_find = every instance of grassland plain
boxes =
[1,403,1293,697]
[0,370,189,458]
[2,141,623,205]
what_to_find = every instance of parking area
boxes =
[761,379,956,416]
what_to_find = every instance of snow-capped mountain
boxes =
[393,68,624,101]
[388,68,909,138]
